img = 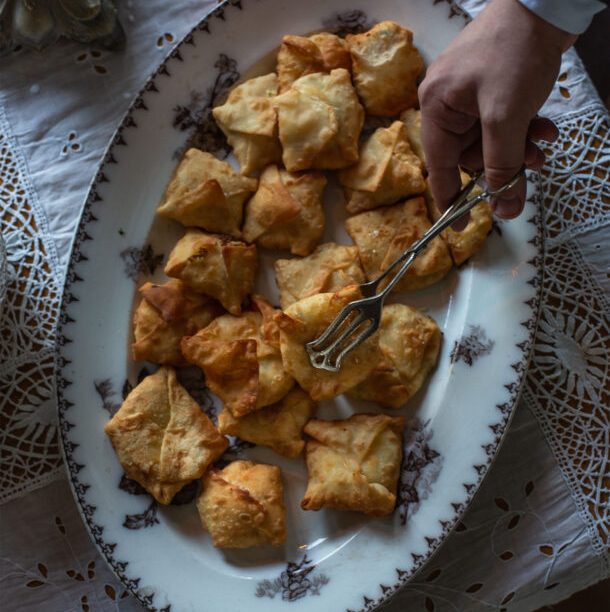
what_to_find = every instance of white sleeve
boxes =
[518,0,606,34]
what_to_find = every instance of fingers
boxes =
[484,116,558,218]
[462,137,546,172]
[528,116,559,142]
[420,90,479,232]
[524,140,545,170]
[481,114,529,219]
[421,115,463,214]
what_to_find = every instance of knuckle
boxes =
[484,164,524,190]
[481,110,510,131]
[418,76,440,105]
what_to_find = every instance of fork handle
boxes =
[373,166,526,297]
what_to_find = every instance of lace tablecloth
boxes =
[0,1,608,610]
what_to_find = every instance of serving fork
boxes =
[306,166,527,372]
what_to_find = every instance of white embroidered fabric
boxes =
[0,1,608,610]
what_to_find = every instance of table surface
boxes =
[0,2,608,611]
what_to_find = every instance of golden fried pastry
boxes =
[274,68,364,171]
[348,305,440,408]
[164,229,258,315]
[157,148,257,237]
[301,413,404,516]
[181,296,293,417]
[132,279,223,366]
[277,33,351,92]
[339,120,425,214]
[400,108,424,162]
[104,367,228,504]
[212,74,282,176]
[274,242,365,309]
[347,21,423,116]
[276,286,379,400]
[424,172,493,266]
[218,387,315,458]
[345,197,453,292]
[310,32,352,70]
[242,165,326,256]
[197,460,286,548]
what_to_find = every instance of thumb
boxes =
[481,116,528,219]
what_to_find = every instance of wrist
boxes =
[494,0,577,51]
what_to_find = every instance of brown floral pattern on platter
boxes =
[256,555,330,601]
[397,420,442,526]
[93,379,121,417]
[118,474,198,530]
[123,501,160,530]
[322,9,372,36]
[172,54,240,159]
[120,244,164,282]
[450,325,495,366]
[55,1,543,610]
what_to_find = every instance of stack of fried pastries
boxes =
[105,21,492,549]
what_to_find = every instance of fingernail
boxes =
[492,196,522,219]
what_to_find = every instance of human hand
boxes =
[419,0,576,228]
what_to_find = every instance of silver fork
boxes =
[306,166,527,372]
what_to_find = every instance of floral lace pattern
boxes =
[525,102,610,560]
[0,108,63,505]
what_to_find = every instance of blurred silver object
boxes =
[0,0,125,55]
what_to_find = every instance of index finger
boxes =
[481,116,529,218]
[421,114,462,207]
[421,113,467,229]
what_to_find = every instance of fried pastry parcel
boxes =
[339,120,425,213]
[347,21,423,117]
[164,229,258,315]
[242,164,326,256]
[274,68,364,171]
[276,286,379,400]
[218,387,315,458]
[157,148,257,237]
[345,197,453,292]
[197,460,286,548]
[424,171,493,266]
[181,296,293,417]
[104,367,228,504]
[348,304,441,408]
[132,279,223,365]
[277,32,351,92]
[301,413,405,515]
[274,242,365,309]
[212,74,282,176]
[400,108,424,162]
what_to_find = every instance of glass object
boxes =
[0,0,125,55]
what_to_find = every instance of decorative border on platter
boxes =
[54,1,543,611]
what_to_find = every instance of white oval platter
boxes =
[56,1,543,610]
